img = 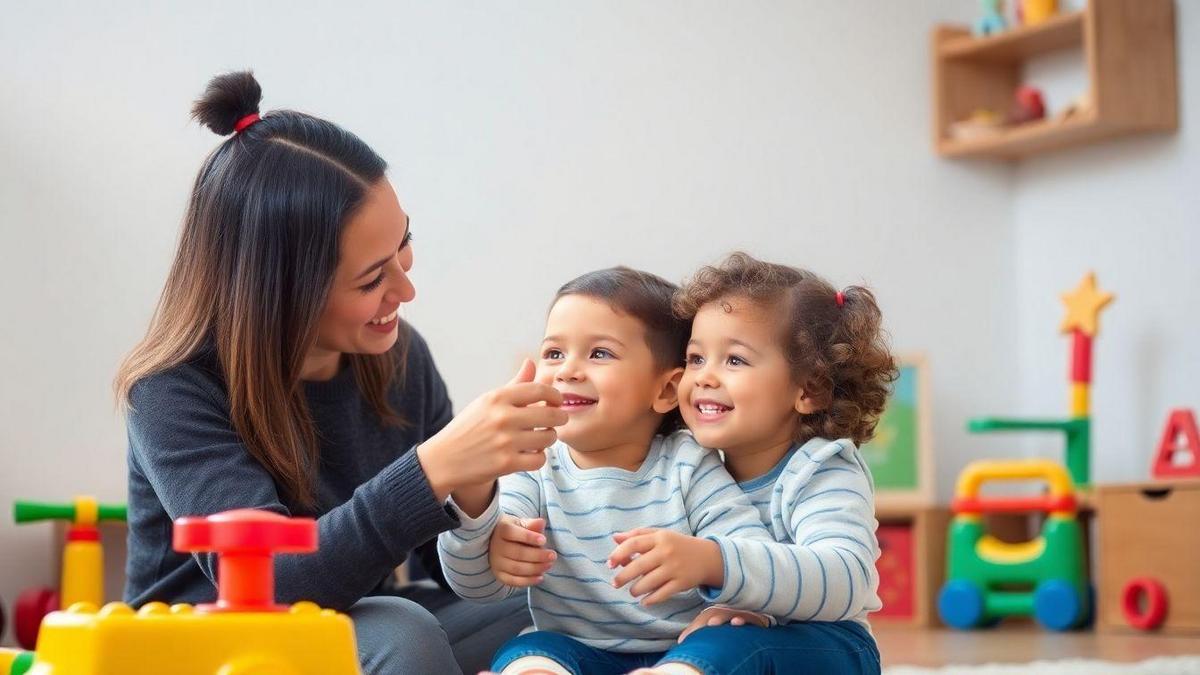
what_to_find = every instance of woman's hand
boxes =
[417,360,565,505]
[607,528,724,605]
[677,606,771,643]
[490,516,556,586]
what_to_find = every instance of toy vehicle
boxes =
[938,459,1090,631]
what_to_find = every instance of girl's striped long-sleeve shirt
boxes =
[437,430,773,652]
[701,437,882,628]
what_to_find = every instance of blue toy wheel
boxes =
[939,580,986,629]
[1034,579,1083,630]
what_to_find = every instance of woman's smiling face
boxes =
[307,179,414,376]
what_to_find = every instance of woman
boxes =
[115,71,563,674]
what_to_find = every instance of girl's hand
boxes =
[607,529,724,605]
[418,360,566,507]
[677,606,771,643]
[490,515,556,586]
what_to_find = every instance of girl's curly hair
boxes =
[674,252,898,446]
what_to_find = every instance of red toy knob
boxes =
[1121,578,1168,631]
[173,509,317,613]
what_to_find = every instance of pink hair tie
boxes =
[835,291,845,307]
[234,113,261,134]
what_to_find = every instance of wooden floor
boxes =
[875,624,1200,669]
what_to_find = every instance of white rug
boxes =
[885,656,1200,674]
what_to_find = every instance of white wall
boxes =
[0,1,1019,629]
[1011,3,1199,483]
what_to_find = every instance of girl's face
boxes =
[309,180,414,374]
[537,295,680,453]
[680,295,811,456]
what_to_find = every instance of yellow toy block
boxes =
[26,601,358,675]
[16,509,362,674]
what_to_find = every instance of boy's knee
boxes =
[349,596,461,675]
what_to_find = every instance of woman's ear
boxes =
[653,368,685,414]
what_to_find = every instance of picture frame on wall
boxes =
[861,354,934,511]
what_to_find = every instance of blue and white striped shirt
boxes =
[437,430,772,652]
[702,437,882,628]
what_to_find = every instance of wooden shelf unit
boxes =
[932,0,1177,160]
[874,503,951,628]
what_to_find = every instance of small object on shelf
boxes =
[863,355,935,509]
[974,0,1008,36]
[1152,409,1200,479]
[1121,578,1168,631]
[933,0,1178,159]
[938,459,1090,631]
[1009,85,1046,125]
[1022,0,1059,26]
[949,109,1005,141]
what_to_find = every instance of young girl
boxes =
[437,267,775,675]
[494,252,894,674]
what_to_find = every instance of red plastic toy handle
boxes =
[951,494,1077,515]
[1121,577,1168,631]
[174,509,317,613]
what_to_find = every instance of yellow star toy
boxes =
[1060,271,1114,337]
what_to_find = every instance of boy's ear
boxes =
[652,368,685,414]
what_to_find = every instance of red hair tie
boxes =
[234,113,261,134]
[835,291,845,307]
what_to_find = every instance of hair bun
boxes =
[191,70,263,136]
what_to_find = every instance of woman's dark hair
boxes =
[554,267,689,434]
[116,70,400,509]
[674,252,898,446]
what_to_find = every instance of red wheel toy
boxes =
[14,587,58,650]
[1121,578,1168,631]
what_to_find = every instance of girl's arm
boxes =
[608,443,774,606]
[700,443,881,623]
[436,471,543,602]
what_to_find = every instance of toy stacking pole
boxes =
[13,497,127,609]
[1058,271,1113,486]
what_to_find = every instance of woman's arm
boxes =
[128,369,454,612]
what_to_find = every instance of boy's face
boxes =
[537,294,675,453]
[680,295,805,456]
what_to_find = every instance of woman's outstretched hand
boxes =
[417,359,565,505]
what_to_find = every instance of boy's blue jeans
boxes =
[492,620,880,674]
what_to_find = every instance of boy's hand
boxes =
[677,606,771,643]
[489,515,556,586]
[607,528,723,605]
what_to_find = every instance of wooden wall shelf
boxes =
[932,0,1177,160]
